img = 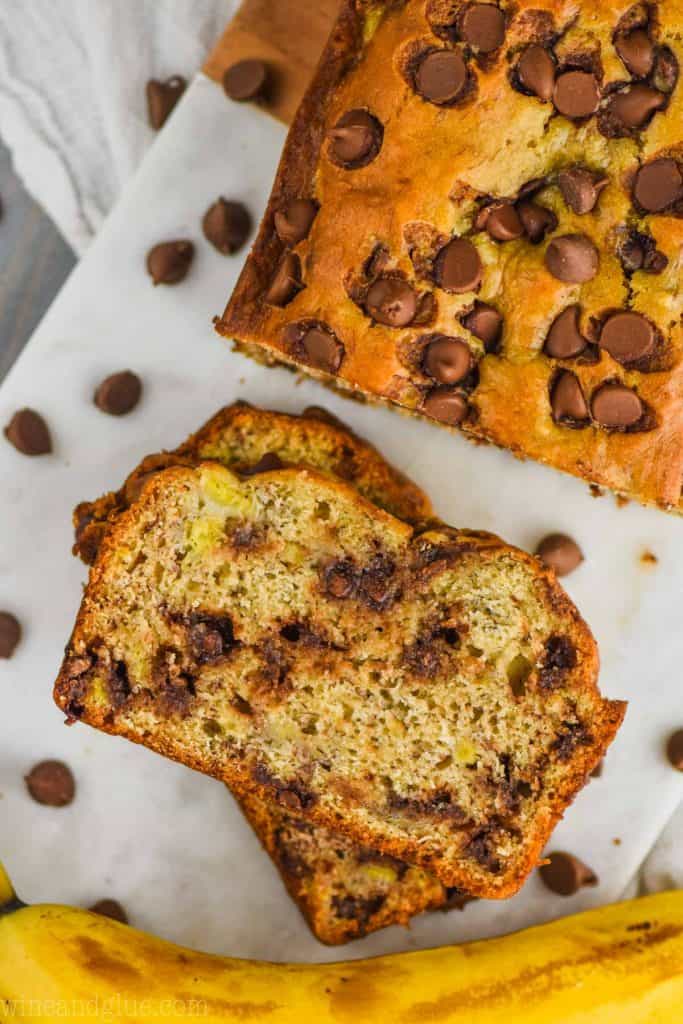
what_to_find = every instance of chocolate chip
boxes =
[241,452,284,476]
[295,325,343,373]
[25,760,75,807]
[94,371,142,417]
[544,305,587,359]
[265,252,302,306]
[558,167,608,214]
[365,277,417,327]
[633,158,683,213]
[652,46,679,95]
[591,382,643,428]
[536,533,584,576]
[324,560,357,599]
[146,76,186,130]
[328,110,383,169]
[540,851,597,896]
[146,240,194,285]
[223,59,269,102]
[89,899,128,924]
[462,302,503,351]
[666,729,683,771]
[604,84,665,129]
[4,409,52,455]
[422,388,468,425]
[434,238,482,293]
[273,199,318,247]
[551,371,589,424]
[460,4,505,52]
[619,231,668,275]
[615,29,654,79]
[415,50,468,105]
[517,201,557,244]
[599,311,655,364]
[484,201,524,241]
[202,198,251,255]
[422,336,472,384]
[553,71,600,119]
[0,612,21,658]
[516,44,555,101]
[545,234,599,283]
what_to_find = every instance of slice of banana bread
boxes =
[216,0,683,512]
[73,402,431,565]
[56,463,624,896]
[73,400,451,942]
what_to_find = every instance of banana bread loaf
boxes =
[73,402,431,565]
[55,462,624,897]
[216,0,683,512]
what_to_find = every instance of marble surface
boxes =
[0,74,681,963]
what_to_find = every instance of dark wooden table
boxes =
[0,138,76,383]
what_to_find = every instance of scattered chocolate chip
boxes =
[462,302,503,351]
[615,29,654,79]
[89,899,128,924]
[666,729,683,772]
[551,371,589,424]
[223,59,269,102]
[365,277,417,327]
[422,388,469,425]
[545,234,599,283]
[94,371,142,417]
[604,84,665,130]
[633,158,683,213]
[484,201,524,242]
[301,326,343,373]
[460,4,505,52]
[558,167,608,214]
[619,231,668,275]
[25,760,75,807]
[202,198,251,255]
[0,612,21,658]
[265,252,302,306]
[273,199,318,247]
[599,311,655,364]
[324,560,357,599]
[146,76,186,130]
[415,49,468,105]
[422,336,472,385]
[241,452,284,476]
[540,851,598,896]
[516,44,555,101]
[517,201,557,244]
[591,382,643,428]
[328,110,383,169]
[544,305,587,359]
[536,533,584,576]
[435,237,482,293]
[4,409,52,455]
[553,70,600,119]
[146,240,194,285]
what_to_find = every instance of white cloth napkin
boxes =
[0,0,236,253]
[0,0,680,893]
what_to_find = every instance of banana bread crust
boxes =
[55,463,624,898]
[217,0,683,511]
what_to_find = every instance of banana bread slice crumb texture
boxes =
[55,464,624,897]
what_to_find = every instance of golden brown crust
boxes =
[73,401,431,564]
[56,463,625,898]
[217,0,683,511]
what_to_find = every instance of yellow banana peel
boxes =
[1,861,682,1023]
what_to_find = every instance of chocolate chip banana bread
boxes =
[73,402,431,565]
[55,462,624,896]
[216,0,683,512]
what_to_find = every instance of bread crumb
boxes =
[613,838,622,846]
[589,484,603,499]
[640,550,658,567]
[616,495,629,508]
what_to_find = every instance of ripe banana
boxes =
[1,860,682,1023]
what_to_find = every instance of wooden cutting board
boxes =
[203,0,339,124]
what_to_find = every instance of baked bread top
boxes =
[73,402,431,564]
[55,462,624,897]
[217,0,683,511]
